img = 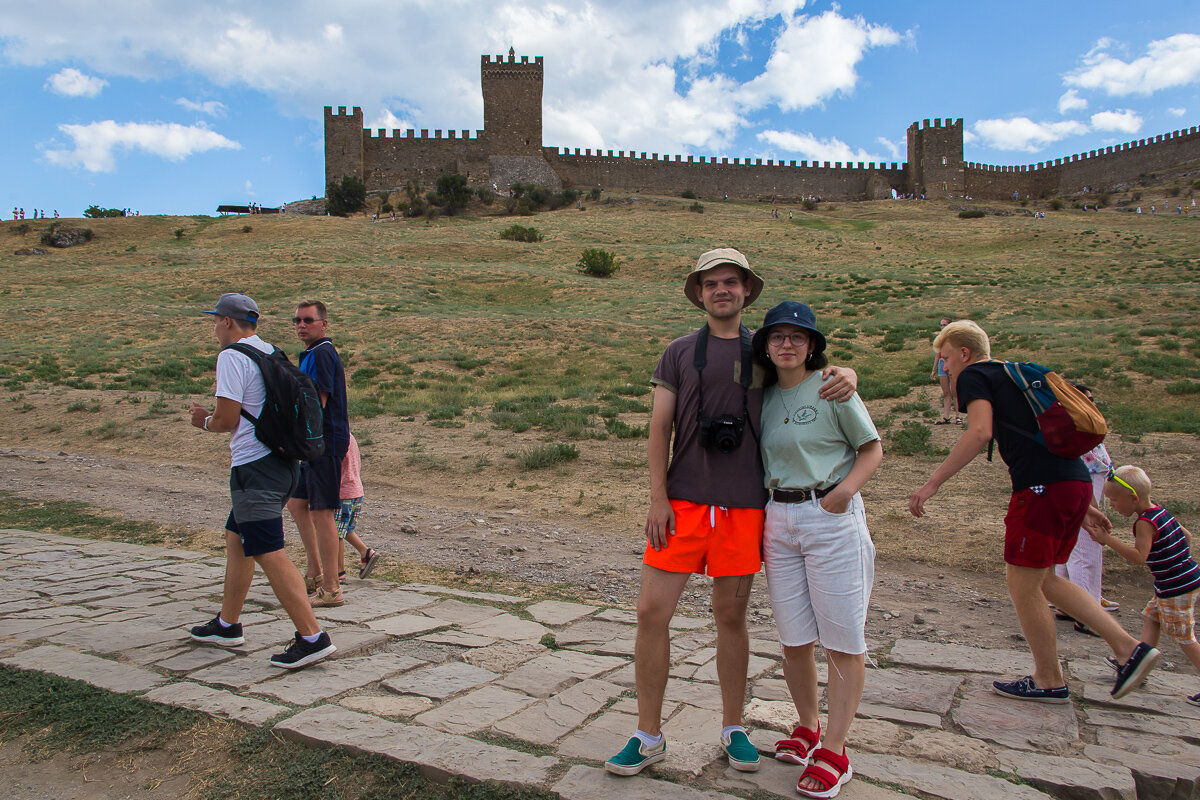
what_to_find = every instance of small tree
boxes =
[577,248,619,277]
[325,175,366,217]
[436,173,472,211]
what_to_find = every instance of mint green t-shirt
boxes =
[760,372,880,490]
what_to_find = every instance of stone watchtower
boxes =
[906,118,965,198]
[481,49,543,155]
[324,105,364,189]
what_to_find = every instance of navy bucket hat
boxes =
[751,301,827,359]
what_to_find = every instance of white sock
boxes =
[300,632,322,644]
[634,729,662,747]
[217,616,233,628]
[722,725,747,740]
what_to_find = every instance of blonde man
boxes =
[909,320,1159,701]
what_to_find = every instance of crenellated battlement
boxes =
[325,52,1199,203]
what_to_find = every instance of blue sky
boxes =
[2,1,1198,217]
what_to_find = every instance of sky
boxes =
[2,1,1198,217]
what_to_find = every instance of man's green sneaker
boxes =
[604,735,666,776]
[722,728,761,772]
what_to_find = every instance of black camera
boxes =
[698,414,745,453]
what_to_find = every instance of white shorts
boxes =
[763,493,875,655]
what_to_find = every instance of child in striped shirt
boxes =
[1095,465,1200,706]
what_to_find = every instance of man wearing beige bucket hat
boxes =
[606,248,858,777]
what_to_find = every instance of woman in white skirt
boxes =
[753,301,882,799]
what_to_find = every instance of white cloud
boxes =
[875,136,902,160]
[1168,106,1187,116]
[1066,33,1200,96]
[176,97,227,116]
[244,179,254,195]
[739,10,902,111]
[44,67,106,97]
[972,117,1089,152]
[365,109,413,132]
[1057,89,1087,114]
[758,130,883,163]
[1090,109,1143,134]
[42,120,240,172]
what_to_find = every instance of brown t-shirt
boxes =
[651,329,768,509]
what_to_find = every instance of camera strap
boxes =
[692,324,759,444]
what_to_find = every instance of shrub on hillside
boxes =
[958,209,985,219]
[84,205,123,218]
[1049,199,1064,211]
[801,198,818,211]
[577,248,619,277]
[689,202,705,213]
[680,189,697,199]
[436,173,472,211]
[325,175,366,216]
[589,187,601,201]
[500,224,544,242]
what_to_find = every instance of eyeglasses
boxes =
[1107,467,1137,498]
[292,316,325,325]
[767,332,810,347]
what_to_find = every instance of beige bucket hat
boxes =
[684,247,765,309]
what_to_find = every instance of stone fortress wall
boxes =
[325,51,1200,203]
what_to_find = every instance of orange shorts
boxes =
[643,499,764,577]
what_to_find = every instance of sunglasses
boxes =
[292,316,325,325]
[1106,467,1137,498]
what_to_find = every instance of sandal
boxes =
[954,417,962,424]
[797,747,853,799]
[934,418,951,425]
[775,722,821,765]
[1188,693,1200,707]
[304,573,323,595]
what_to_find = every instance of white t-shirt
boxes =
[214,335,273,467]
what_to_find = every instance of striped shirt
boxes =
[1140,506,1200,598]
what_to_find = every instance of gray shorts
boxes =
[226,453,300,557]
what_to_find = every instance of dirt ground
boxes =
[5,380,1199,652]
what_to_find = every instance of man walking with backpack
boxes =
[908,319,1159,701]
[188,293,335,668]
[287,300,351,608]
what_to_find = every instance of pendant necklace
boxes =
[779,382,803,425]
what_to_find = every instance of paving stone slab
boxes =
[382,661,497,700]
[555,619,636,649]
[492,679,624,745]
[1,644,165,692]
[692,653,776,684]
[155,646,238,673]
[1086,706,1200,740]
[0,617,81,638]
[994,749,1136,800]
[145,681,287,725]
[401,584,528,603]
[555,765,741,800]
[862,667,962,714]
[188,654,288,690]
[556,709,639,762]
[339,694,434,717]
[719,758,913,799]
[663,677,723,710]
[498,650,627,697]
[459,612,548,643]
[750,676,792,702]
[418,630,497,647]
[889,639,1037,675]
[744,698,798,733]
[48,621,188,654]
[309,590,436,623]
[461,642,545,672]
[274,705,557,786]
[586,635,636,658]
[854,752,1055,800]
[366,613,453,637]
[900,729,998,772]
[1094,726,1200,763]
[324,625,389,658]
[526,600,598,626]
[1084,743,1200,800]
[953,680,1078,752]
[857,701,943,729]
[1082,683,1200,720]
[413,684,536,734]
[252,653,423,705]
[659,703,725,776]
[593,608,638,625]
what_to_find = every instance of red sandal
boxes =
[774,722,820,765]
[796,747,852,799]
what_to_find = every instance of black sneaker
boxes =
[269,632,335,669]
[992,676,1069,703]
[190,616,244,647]
[1112,642,1161,699]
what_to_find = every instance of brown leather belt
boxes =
[771,485,838,504]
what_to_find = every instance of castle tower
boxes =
[481,51,543,155]
[324,105,364,189]
[906,118,964,198]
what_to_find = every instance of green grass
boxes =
[0,490,202,549]
[516,443,580,470]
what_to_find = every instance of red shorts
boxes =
[643,499,763,577]
[1003,481,1091,568]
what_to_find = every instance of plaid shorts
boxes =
[336,496,363,540]
[1143,588,1199,645]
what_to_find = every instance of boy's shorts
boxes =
[336,496,363,540]
[291,451,342,510]
[1003,480,1091,569]
[1143,588,1199,645]
[227,453,300,557]
[642,499,763,577]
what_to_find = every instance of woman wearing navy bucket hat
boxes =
[752,301,882,799]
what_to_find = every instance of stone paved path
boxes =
[1,528,1197,800]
